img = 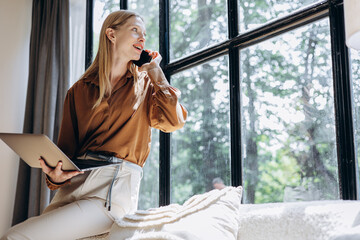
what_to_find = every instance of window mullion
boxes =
[228,0,242,188]
[120,0,127,10]
[159,0,171,207]
[329,0,358,200]
[85,0,93,69]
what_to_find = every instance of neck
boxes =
[110,55,130,86]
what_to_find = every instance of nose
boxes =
[138,33,146,43]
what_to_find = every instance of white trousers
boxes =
[1,199,113,240]
[2,162,143,240]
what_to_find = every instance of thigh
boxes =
[2,199,113,240]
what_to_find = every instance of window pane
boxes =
[350,49,360,198]
[138,129,159,209]
[129,0,160,209]
[170,0,227,61]
[238,0,323,32]
[93,0,120,59]
[129,0,159,51]
[241,18,339,204]
[170,56,230,204]
[69,0,86,85]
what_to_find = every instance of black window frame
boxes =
[85,0,358,206]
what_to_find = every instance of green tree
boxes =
[240,0,339,203]
[170,0,230,204]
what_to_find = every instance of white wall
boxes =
[0,0,32,236]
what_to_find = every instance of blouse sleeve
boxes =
[57,87,79,160]
[46,88,79,190]
[147,67,188,133]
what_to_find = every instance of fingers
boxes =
[139,50,162,72]
[39,158,52,175]
[64,170,84,179]
[39,158,83,183]
[144,49,160,60]
[59,170,84,183]
[55,161,63,172]
[150,51,159,59]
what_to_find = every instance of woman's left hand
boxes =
[138,50,162,72]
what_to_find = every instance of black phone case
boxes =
[133,51,152,67]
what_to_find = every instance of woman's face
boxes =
[111,16,146,63]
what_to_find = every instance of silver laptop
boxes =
[0,133,121,171]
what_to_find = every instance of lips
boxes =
[133,43,143,51]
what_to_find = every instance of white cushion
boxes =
[330,224,360,240]
[108,186,243,240]
[237,200,360,240]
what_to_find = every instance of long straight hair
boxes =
[80,10,142,109]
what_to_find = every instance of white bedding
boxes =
[238,200,360,240]
[108,186,243,240]
[81,187,360,240]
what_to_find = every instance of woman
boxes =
[2,10,187,240]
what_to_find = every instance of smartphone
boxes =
[133,50,152,67]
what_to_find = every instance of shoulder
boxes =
[67,76,98,94]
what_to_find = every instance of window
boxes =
[241,18,339,203]
[238,0,323,32]
[170,56,231,204]
[170,0,227,61]
[350,49,360,197]
[93,0,120,58]
[69,0,86,84]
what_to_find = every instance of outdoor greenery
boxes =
[351,50,360,197]
[241,19,339,203]
[94,0,360,208]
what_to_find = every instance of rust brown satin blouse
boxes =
[57,67,187,167]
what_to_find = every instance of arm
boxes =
[139,51,188,132]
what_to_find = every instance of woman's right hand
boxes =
[39,158,84,183]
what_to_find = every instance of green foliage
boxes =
[350,50,360,196]
[171,54,231,204]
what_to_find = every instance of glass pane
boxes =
[171,55,230,204]
[93,0,120,59]
[350,49,360,198]
[129,0,160,210]
[238,0,323,32]
[170,0,227,61]
[69,0,86,85]
[241,18,339,204]
[138,129,159,209]
[129,0,159,51]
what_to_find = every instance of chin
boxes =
[131,52,141,61]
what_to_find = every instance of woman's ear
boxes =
[105,28,116,43]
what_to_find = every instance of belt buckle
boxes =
[110,156,123,164]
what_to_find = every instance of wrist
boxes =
[45,174,70,191]
[46,174,67,185]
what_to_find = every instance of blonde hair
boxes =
[80,10,143,109]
